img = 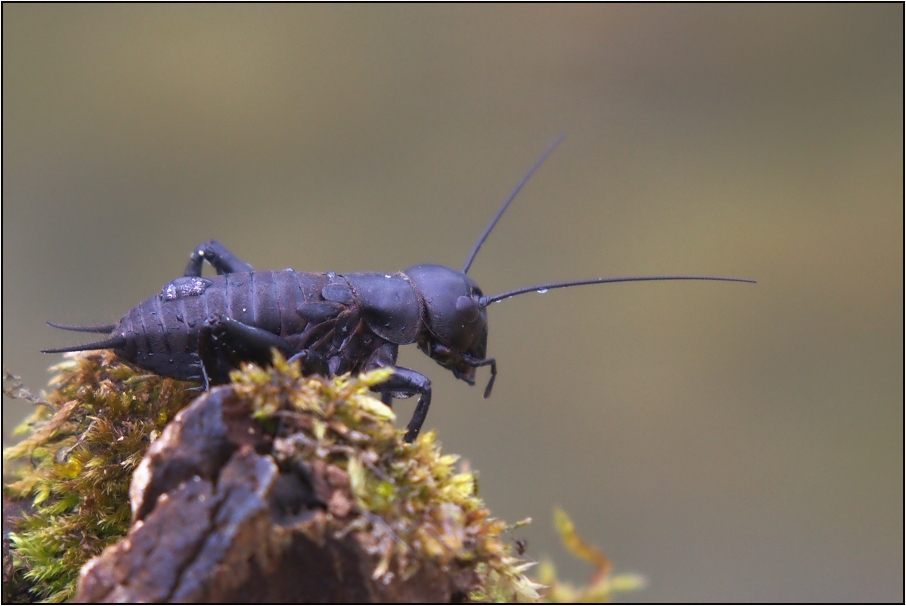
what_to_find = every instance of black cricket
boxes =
[44,137,754,442]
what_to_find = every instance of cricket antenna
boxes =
[461,133,565,274]
[480,275,756,307]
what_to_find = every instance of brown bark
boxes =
[76,387,470,603]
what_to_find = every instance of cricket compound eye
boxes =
[456,295,480,322]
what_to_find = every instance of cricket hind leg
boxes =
[197,314,295,388]
[184,240,254,277]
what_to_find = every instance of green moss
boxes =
[5,352,642,603]
[230,354,542,602]
[3,352,194,602]
[536,508,645,603]
[4,353,541,602]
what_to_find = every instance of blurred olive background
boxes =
[3,5,902,602]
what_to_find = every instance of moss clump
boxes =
[3,352,194,602]
[6,351,642,603]
[226,354,542,602]
[536,508,645,602]
[4,352,541,602]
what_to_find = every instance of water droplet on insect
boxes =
[536,288,548,294]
